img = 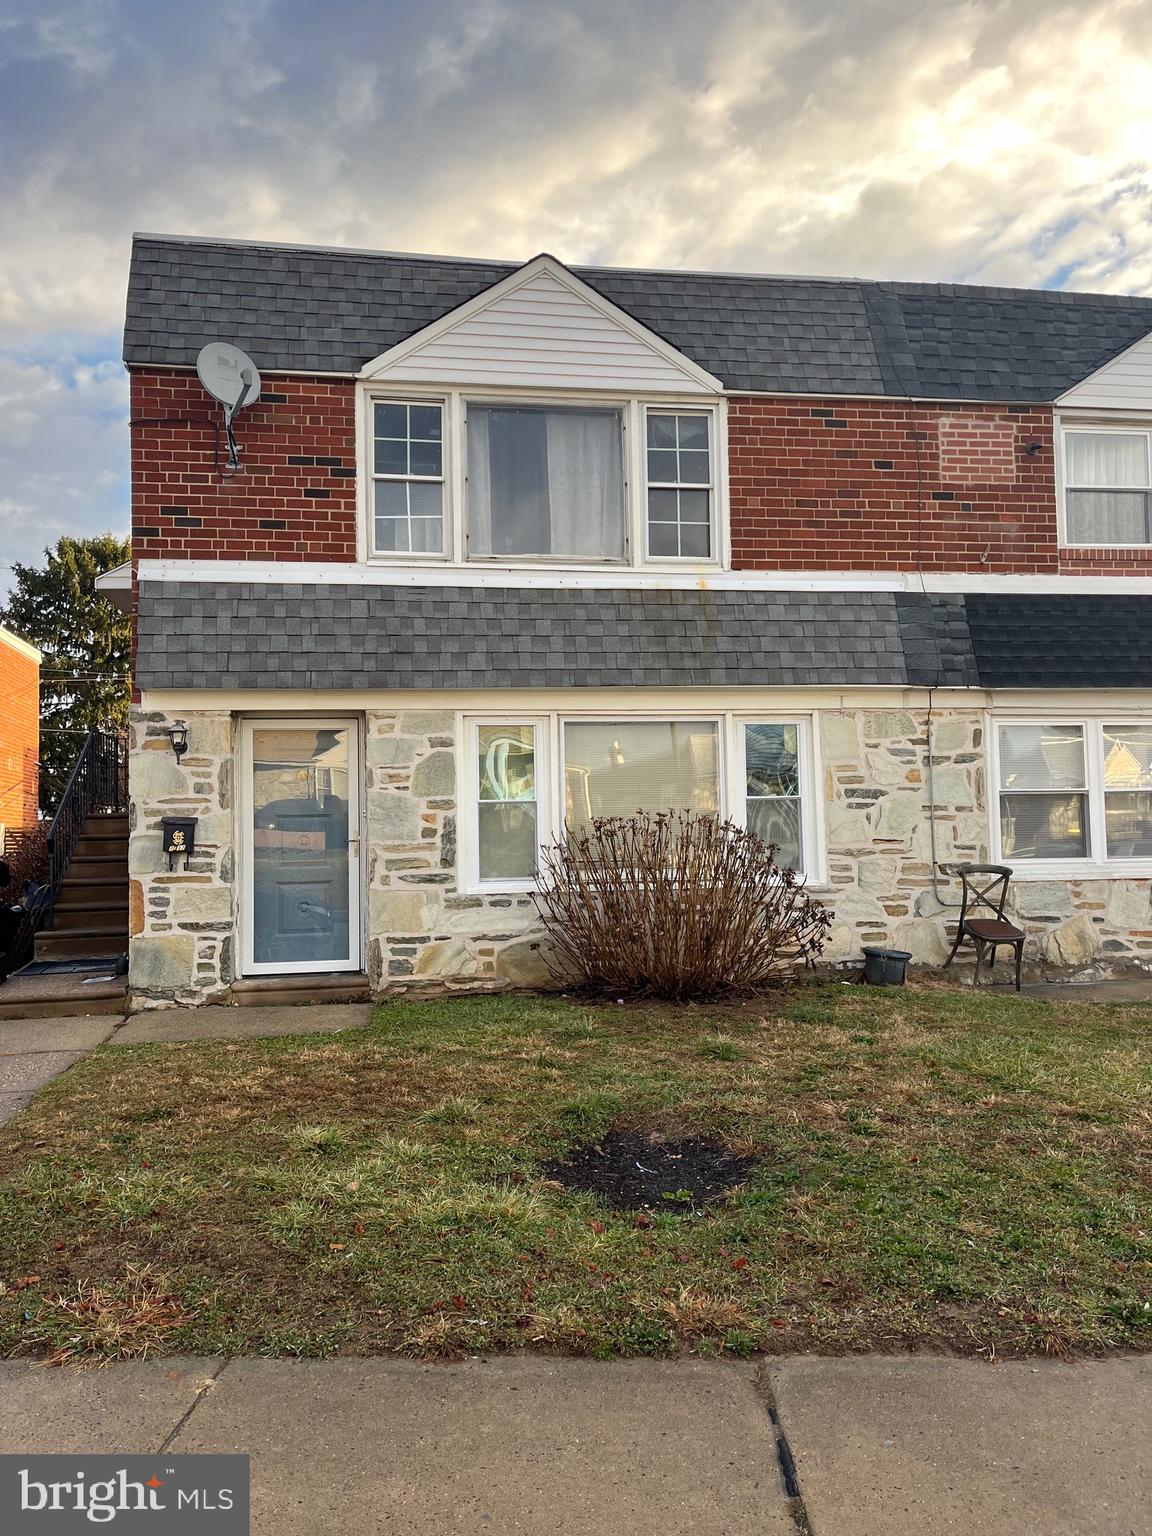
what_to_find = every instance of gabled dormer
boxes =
[355,254,728,570]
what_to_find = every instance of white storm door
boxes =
[239,718,361,974]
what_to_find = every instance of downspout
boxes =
[925,684,963,910]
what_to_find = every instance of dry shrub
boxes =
[534,811,830,1000]
[1,822,48,896]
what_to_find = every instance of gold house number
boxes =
[170,830,186,850]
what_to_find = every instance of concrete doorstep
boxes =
[0,1355,1148,1536]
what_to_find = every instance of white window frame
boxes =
[1057,417,1152,550]
[642,405,719,564]
[990,715,1152,878]
[358,383,727,572]
[459,715,552,893]
[732,716,822,881]
[366,395,449,561]
[457,710,823,894]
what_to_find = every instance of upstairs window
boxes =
[646,411,712,558]
[372,401,444,554]
[363,392,725,569]
[1063,428,1152,545]
[467,404,625,560]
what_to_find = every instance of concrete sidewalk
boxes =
[0,1013,119,1124]
[1,1355,1147,1535]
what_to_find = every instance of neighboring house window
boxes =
[467,404,626,560]
[645,411,712,558]
[463,713,817,890]
[995,720,1152,866]
[372,401,445,554]
[1063,427,1152,545]
[363,393,724,569]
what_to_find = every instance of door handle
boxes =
[349,836,361,856]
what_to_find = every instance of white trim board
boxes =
[135,559,1152,595]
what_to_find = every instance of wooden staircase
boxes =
[35,812,129,963]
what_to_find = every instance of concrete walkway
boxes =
[0,1355,1147,1535]
[0,1005,373,1124]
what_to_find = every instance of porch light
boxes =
[167,723,189,763]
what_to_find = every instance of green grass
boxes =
[0,983,1148,1362]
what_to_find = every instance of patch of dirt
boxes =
[543,1130,757,1212]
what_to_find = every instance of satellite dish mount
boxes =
[196,343,262,471]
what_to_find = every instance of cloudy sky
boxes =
[2,0,1151,592]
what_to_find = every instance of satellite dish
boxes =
[196,343,261,470]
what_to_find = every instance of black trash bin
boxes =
[862,946,912,986]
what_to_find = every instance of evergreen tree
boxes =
[1,535,131,810]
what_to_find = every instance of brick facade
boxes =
[130,369,1152,575]
[727,397,1060,572]
[0,630,40,834]
[130,371,358,562]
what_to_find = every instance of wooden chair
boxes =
[942,864,1025,991]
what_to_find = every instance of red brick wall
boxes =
[727,397,1060,572]
[130,370,358,561]
[0,633,39,833]
[129,369,1152,576]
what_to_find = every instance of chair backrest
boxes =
[952,863,1013,923]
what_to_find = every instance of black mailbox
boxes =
[161,816,197,870]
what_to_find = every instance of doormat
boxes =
[18,956,127,978]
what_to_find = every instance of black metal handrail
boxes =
[0,729,127,981]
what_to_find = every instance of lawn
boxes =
[0,984,1148,1363]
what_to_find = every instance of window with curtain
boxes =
[744,722,803,871]
[997,723,1089,860]
[646,412,712,558]
[562,720,719,832]
[467,405,626,559]
[1064,429,1152,545]
[372,401,445,554]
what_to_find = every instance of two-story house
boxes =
[106,234,1152,1005]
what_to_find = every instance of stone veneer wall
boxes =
[128,710,237,1005]
[126,703,1152,1006]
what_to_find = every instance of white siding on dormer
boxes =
[370,270,715,393]
[1058,330,1152,410]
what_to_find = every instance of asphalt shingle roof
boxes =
[124,235,1152,401]
[134,585,1152,692]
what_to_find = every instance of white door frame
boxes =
[237,716,363,975]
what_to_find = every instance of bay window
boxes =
[995,720,1152,868]
[1062,427,1152,545]
[463,713,818,890]
[364,391,724,568]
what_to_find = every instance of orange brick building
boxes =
[0,625,41,841]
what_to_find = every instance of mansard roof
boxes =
[125,234,1152,402]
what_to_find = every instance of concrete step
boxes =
[35,926,127,960]
[52,900,130,931]
[0,977,127,1020]
[230,972,371,1007]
